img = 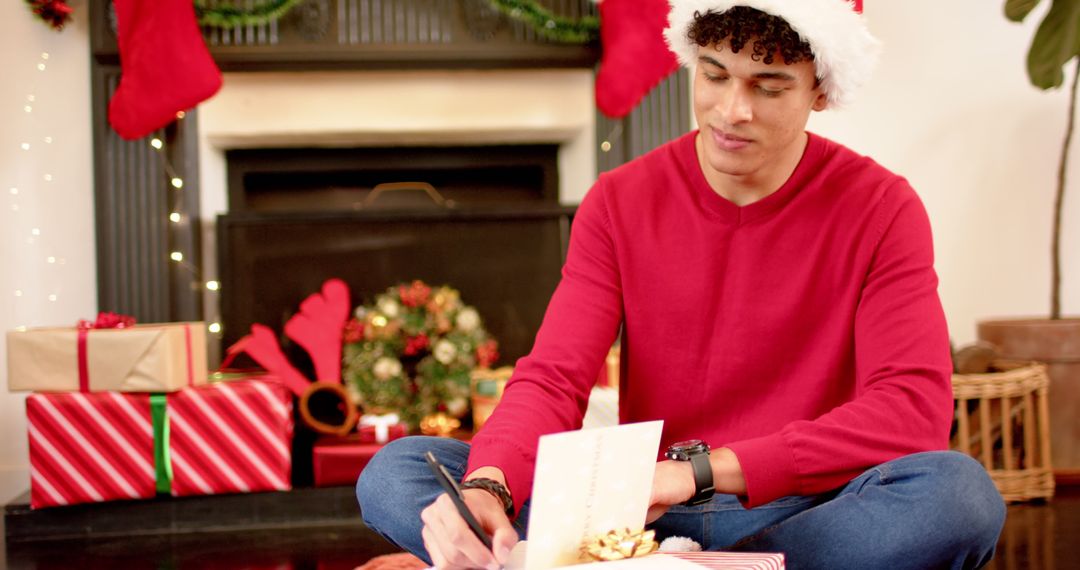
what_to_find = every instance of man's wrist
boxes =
[461,478,514,517]
[465,466,513,516]
[674,459,698,503]
[709,447,747,495]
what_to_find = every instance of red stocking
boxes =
[108,0,222,140]
[594,0,679,118]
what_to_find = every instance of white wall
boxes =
[0,0,1075,503]
[0,9,95,503]
[810,0,1078,344]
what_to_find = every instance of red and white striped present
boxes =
[27,378,292,509]
[668,552,786,569]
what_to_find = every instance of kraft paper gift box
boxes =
[7,321,208,392]
[27,377,293,509]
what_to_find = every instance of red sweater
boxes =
[468,131,953,511]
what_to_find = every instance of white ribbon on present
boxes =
[360,413,401,443]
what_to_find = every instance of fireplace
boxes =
[218,143,575,366]
[196,68,598,368]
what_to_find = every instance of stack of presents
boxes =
[6,316,293,509]
[5,277,621,511]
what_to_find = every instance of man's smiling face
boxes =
[692,39,827,188]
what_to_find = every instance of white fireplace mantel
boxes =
[197,69,597,218]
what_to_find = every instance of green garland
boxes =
[485,0,600,44]
[33,0,599,37]
[194,0,304,29]
[193,0,601,39]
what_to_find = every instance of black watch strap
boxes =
[685,452,715,506]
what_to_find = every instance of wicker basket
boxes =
[951,361,1055,502]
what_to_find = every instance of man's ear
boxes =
[811,89,829,112]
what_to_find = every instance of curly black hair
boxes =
[687,6,814,66]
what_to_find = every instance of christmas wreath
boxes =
[343,280,498,428]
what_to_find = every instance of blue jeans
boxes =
[357,436,1005,569]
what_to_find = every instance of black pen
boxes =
[425,451,494,550]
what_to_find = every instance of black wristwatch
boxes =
[665,439,715,506]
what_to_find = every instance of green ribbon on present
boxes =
[151,394,174,495]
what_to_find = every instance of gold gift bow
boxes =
[581,528,659,562]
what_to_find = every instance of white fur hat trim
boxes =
[663,0,880,108]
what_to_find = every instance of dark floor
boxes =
[3,486,1078,570]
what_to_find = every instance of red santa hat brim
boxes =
[663,0,880,109]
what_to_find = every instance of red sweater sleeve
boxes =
[466,177,624,516]
[726,181,954,507]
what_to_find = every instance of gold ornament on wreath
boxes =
[343,280,499,429]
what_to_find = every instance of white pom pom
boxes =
[658,536,702,552]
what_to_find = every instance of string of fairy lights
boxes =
[9,49,222,335]
[8,51,64,332]
[147,121,223,337]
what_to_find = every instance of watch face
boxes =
[669,439,706,453]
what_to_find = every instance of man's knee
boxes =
[930,452,1006,547]
[356,436,428,527]
[896,451,1006,561]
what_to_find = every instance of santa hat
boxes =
[663,0,879,108]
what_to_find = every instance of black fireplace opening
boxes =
[226,144,561,212]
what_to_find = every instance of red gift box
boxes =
[312,435,384,488]
[356,414,408,445]
[27,377,292,509]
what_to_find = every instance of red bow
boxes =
[78,311,136,330]
[75,312,137,392]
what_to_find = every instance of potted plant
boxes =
[978,0,1080,478]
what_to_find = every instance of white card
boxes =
[520,420,664,570]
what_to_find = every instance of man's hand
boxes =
[420,468,518,569]
[646,447,747,523]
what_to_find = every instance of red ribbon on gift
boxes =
[76,312,136,393]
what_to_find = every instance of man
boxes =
[357,1,1006,568]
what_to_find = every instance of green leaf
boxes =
[1027,0,1080,89]
[1007,0,1044,21]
